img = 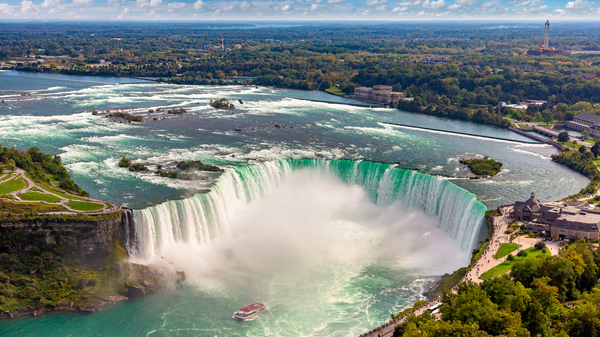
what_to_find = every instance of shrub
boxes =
[534,241,547,250]
[517,250,528,258]
[506,254,515,261]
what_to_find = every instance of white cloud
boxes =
[281,3,290,10]
[455,0,476,5]
[376,4,387,9]
[328,0,344,3]
[20,0,38,13]
[116,6,129,18]
[223,4,233,10]
[193,0,203,9]
[481,0,498,7]
[398,0,421,6]
[73,0,92,4]
[362,9,369,13]
[366,0,387,5]
[392,5,407,10]
[239,1,250,9]
[449,3,460,9]
[167,1,184,8]
[0,3,15,14]
[311,3,318,10]
[421,0,447,9]
[213,8,220,13]
[41,0,59,7]
[508,0,541,6]
[136,0,161,8]
[565,0,592,9]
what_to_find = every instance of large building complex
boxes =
[513,192,600,240]
[565,112,600,136]
[353,85,405,107]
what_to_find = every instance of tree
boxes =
[580,145,587,154]
[542,109,553,125]
[517,250,528,258]
[558,131,570,143]
[118,156,131,168]
[592,143,600,158]
[582,130,589,140]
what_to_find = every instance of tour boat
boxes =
[232,302,268,321]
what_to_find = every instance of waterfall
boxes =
[131,159,487,260]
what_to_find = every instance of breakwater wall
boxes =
[508,127,563,149]
[294,97,382,108]
[381,122,541,144]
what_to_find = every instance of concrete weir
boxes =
[381,122,542,144]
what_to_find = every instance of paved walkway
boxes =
[1,168,121,215]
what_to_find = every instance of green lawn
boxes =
[67,200,104,211]
[0,173,13,182]
[325,87,345,96]
[563,140,583,150]
[27,173,86,200]
[481,247,551,280]
[19,191,62,203]
[518,125,532,129]
[494,243,521,259]
[0,178,26,195]
[586,139,596,144]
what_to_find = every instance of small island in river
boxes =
[460,156,503,178]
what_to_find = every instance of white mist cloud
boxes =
[20,0,38,13]
[73,0,92,5]
[281,3,290,10]
[328,0,345,3]
[392,5,407,10]
[141,169,468,293]
[193,0,203,9]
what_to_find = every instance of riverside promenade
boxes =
[359,205,519,337]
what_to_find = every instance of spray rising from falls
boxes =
[130,159,487,260]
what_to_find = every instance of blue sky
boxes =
[0,0,599,20]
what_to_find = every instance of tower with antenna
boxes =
[222,36,224,51]
[538,20,555,51]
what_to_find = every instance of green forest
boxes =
[394,240,600,337]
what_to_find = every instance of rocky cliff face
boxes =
[0,210,135,266]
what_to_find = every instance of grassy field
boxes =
[67,200,104,211]
[0,177,26,195]
[19,191,62,203]
[563,140,583,150]
[481,247,551,280]
[0,199,66,213]
[494,243,521,259]
[325,87,345,96]
[27,173,86,200]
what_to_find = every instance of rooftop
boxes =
[574,112,600,125]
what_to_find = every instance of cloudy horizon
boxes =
[1,0,600,21]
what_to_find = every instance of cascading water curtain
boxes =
[131,159,487,260]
